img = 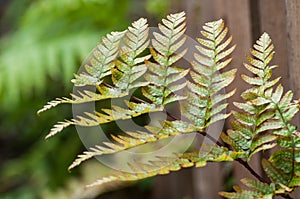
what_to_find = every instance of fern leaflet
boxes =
[142,11,189,105]
[182,19,236,129]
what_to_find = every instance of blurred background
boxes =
[0,0,300,198]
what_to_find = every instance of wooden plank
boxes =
[192,0,254,197]
[193,163,223,199]
[285,0,300,197]
[258,0,289,183]
[286,0,300,97]
[213,0,262,187]
[151,0,203,199]
[188,1,225,198]
[213,0,253,104]
[259,0,289,89]
[151,169,194,199]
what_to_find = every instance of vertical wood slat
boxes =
[286,0,300,98]
[192,1,254,197]
[212,0,260,187]
[259,0,289,89]
[285,0,300,197]
[190,1,224,198]
[151,1,200,199]
[258,0,290,183]
[151,169,194,199]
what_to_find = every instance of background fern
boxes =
[0,0,129,107]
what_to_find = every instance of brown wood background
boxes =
[149,0,300,198]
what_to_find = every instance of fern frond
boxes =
[39,18,151,115]
[68,120,197,170]
[262,147,300,189]
[72,31,126,86]
[85,146,241,187]
[142,12,188,105]
[37,31,126,114]
[183,19,236,128]
[45,121,72,139]
[112,18,151,91]
[220,178,276,199]
[37,87,126,115]
[67,102,163,127]
[222,33,299,161]
[39,18,154,136]
[43,101,163,138]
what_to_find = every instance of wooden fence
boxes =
[150,0,300,198]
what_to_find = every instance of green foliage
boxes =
[0,0,134,198]
[145,0,170,19]
[40,11,300,198]
[0,0,129,106]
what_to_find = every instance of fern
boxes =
[220,33,300,198]
[0,0,129,107]
[182,19,236,128]
[37,30,126,115]
[86,146,242,187]
[68,120,196,170]
[221,33,298,161]
[142,11,189,105]
[220,178,277,199]
[39,11,300,198]
[40,12,236,185]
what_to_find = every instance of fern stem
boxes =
[274,103,296,183]
[236,158,269,184]
[202,132,223,146]
[131,95,148,104]
[203,131,270,184]
[290,135,296,183]
[266,98,296,183]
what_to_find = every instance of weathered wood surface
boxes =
[151,0,300,198]
[285,0,300,197]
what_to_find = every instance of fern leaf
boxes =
[241,178,275,194]
[71,102,163,127]
[37,97,69,115]
[220,178,275,199]
[142,12,188,106]
[223,33,299,162]
[72,31,126,86]
[85,146,241,187]
[45,121,71,139]
[262,158,289,185]
[68,120,197,170]
[183,19,236,129]
[86,157,185,187]
[111,18,151,92]
[44,101,163,137]
[266,148,300,188]
[37,88,126,115]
